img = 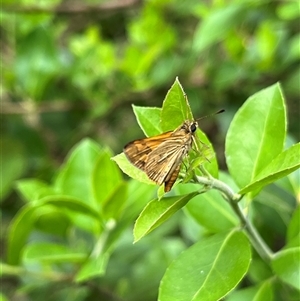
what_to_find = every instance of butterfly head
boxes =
[181,120,198,134]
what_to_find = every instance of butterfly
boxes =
[124,120,200,192]
[124,109,224,192]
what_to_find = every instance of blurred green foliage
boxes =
[1,0,299,300]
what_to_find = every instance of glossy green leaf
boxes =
[23,243,86,263]
[193,4,245,52]
[0,137,27,200]
[111,152,155,186]
[92,148,122,205]
[272,247,300,290]
[179,184,238,232]
[226,83,286,190]
[132,105,162,136]
[134,192,198,242]
[16,179,56,202]
[161,77,193,131]
[159,230,251,301]
[239,143,300,194]
[55,139,101,206]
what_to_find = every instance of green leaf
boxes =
[33,206,70,236]
[55,138,102,206]
[75,251,110,282]
[102,182,127,220]
[161,77,193,131]
[39,195,101,219]
[134,192,198,242]
[255,281,274,301]
[92,148,122,205]
[239,143,300,194]
[179,184,238,232]
[159,230,251,301]
[39,195,102,234]
[226,83,286,191]
[7,205,37,265]
[226,280,274,301]
[247,257,273,283]
[132,105,162,136]
[111,152,155,186]
[7,196,100,265]
[15,179,56,202]
[0,137,27,200]
[193,4,246,52]
[287,206,300,244]
[16,27,59,99]
[288,167,300,197]
[104,180,155,250]
[272,247,300,290]
[277,1,300,20]
[23,243,86,263]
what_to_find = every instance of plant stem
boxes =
[195,175,273,264]
[1,263,69,281]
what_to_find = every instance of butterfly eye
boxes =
[191,122,197,133]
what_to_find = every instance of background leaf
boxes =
[16,179,57,202]
[1,137,27,201]
[55,139,102,206]
[226,83,286,190]
[287,206,300,244]
[226,280,274,301]
[239,143,300,194]
[272,247,300,290]
[159,230,251,301]
[193,4,246,52]
[23,243,86,264]
[92,148,122,205]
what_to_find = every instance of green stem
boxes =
[1,263,69,281]
[195,175,273,264]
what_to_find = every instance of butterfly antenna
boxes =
[196,109,225,122]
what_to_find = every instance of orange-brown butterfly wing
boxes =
[123,131,173,170]
[144,139,187,185]
[164,164,181,192]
